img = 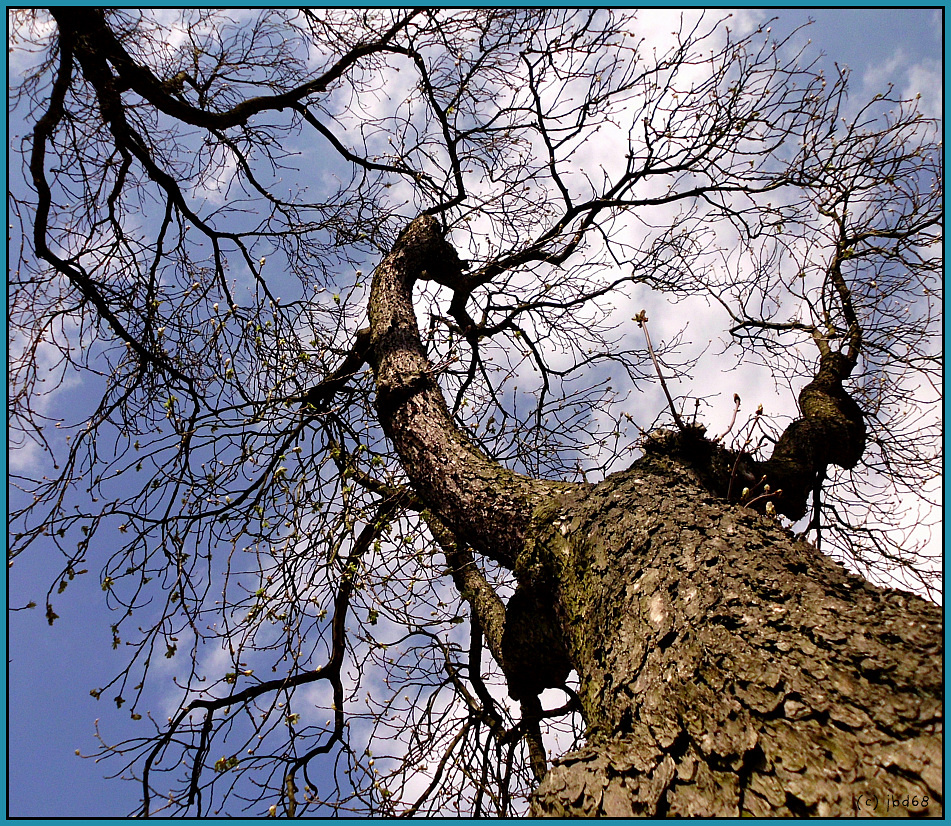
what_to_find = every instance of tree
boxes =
[9,8,941,817]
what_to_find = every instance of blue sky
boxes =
[6,7,943,818]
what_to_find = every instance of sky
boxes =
[5,7,944,819]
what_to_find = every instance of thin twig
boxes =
[635,310,686,432]
[745,487,782,508]
[716,394,741,443]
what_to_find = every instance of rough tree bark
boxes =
[527,441,941,816]
[368,217,942,817]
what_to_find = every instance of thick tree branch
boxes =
[368,216,560,567]
[299,327,373,413]
[760,349,866,519]
[50,8,425,130]
[28,27,193,387]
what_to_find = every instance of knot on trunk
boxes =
[391,215,464,286]
[501,582,572,701]
[762,351,866,519]
[797,351,865,468]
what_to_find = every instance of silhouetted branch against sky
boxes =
[7,8,942,817]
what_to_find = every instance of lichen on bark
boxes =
[527,452,941,817]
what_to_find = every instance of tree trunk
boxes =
[528,433,942,817]
[367,218,942,817]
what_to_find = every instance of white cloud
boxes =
[8,314,85,472]
[860,49,942,120]
[7,9,56,78]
